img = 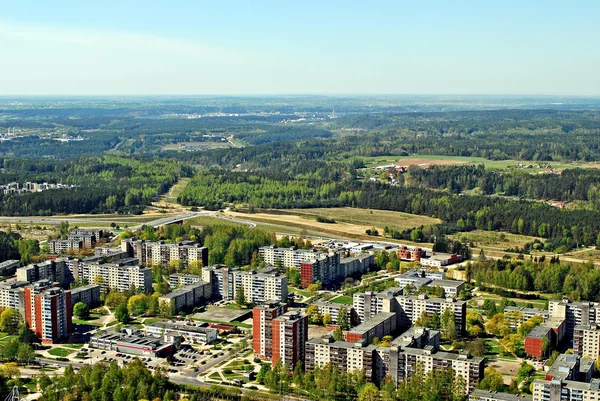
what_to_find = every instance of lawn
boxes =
[72,319,102,327]
[289,287,312,298]
[187,215,247,228]
[330,295,353,305]
[0,335,18,345]
[48,348,76,357]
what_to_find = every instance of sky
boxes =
[1,0,599,95]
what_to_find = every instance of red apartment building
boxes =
[253,302,288,360]
[24,281,72,344]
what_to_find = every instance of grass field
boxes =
[448,230,540,253]
[330,295,353,305]
[187,215,247,228]
[161,141,232,151]
[362,154,592,171]
[48,348,76,357]
[285,207,441,231]
[224,208,439,242]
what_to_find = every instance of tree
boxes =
[115,304,130,323]
[17,344,35,365]
[333,326,344,341]
[18,324,39,345]
[257,364,271,385]
[0,308,22,334]
[236,286,247,307]
[73,302,90,320]
[293,361,304,387]
[322,313,332,326]
[308,281,322,293]
[478,367,504,392]
[1,362,20,380]
[105,291,127,309]
[338,307,350,330]
[128,294,149,316]
[357,383,379,401]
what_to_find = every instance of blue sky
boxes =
[1,0,599,95]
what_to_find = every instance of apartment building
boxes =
[67,229,103,249]
[420,253,463,269]
[17,260,69,285]
[429,279,466,297]
[305,336,377,382]
[525,325,553,359]
[339,254,375,278]
[0,281,27,313]
[121,239,208,268]
[272,311,308,369]
[533,379,600,401]
[202,265,288,304]
[533,354,597,401]
[67,258,152,293]
[306,327,483,392]
[504,306,549,328]
[169,273,204,288]
[545,354,594,383]
[353,287,404,324]
[345,312,397,344]
[549,299,600,338]
[158,281,212,314]
[574,325,600,360]
[24,281,72,344]
[0,260,20,275]
[70,284,101,309]
[49,239,83,254]
[396,294,467,333]
[253,302,288,361]
[313,300,354,325]
[258,246,341,288]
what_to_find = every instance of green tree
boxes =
[0,308,22,334]
[357,383,379,401]
[73,302,90,320]
[115,303,130,323]
[236,286,247,307]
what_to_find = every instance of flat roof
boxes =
[148,321,217,335]
[430,279,465,288]
[348,312,395,334]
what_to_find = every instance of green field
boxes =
[48,348,76,357]
[285,207,441,231]
[330,295,353,305]
[362,154,591,171]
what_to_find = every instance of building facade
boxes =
[272,311,308,369]
[203,265,288,304]
[158,281,212,314]
[121,239,208,268]
[253,302,288,361]
[24,281,72,344]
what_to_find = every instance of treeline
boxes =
[0,231,40,265]
[407,164,600,205]
[471,259,600,301]
[0,156,189,215]
[179,170,600,251]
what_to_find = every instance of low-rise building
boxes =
[525,325,553,359]
[395,270,432,289]
[397,246,426,262]
[545,354,594,383]
[90,327,179,358]
[146,321,218,344]
[420,253,463,269]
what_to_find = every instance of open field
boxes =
[47,348,76,357]
[223,208,439,243]
[161,141,232,151]
[285,207,441,231]
[330,295,353,305]
[448,230,540,252]
[362,154,595,171]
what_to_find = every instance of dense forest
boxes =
[470,259,600,301]
[0,157,189,215]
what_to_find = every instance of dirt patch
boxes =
[308,325,332,340]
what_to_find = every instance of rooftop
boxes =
[348,312,396,335]
[429,279,465,288]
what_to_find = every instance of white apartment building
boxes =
[203,265,287,304]
[574,325,600,360]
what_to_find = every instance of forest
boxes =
[0,156,188,215]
